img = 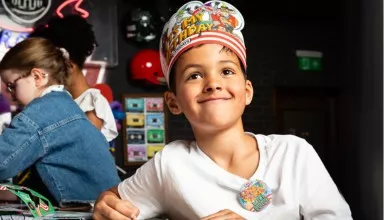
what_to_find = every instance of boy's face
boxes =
[165,44,253,132]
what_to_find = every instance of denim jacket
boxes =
[0,91,120,205]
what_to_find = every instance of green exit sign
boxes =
[296,50,323,71]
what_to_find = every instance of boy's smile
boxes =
[197,94,232,103]
[197,97,231,103]
[166,43,253,132]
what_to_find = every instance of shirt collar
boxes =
[40,85,67,97]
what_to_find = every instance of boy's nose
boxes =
[203,78,222,93]
[204,86,222,92]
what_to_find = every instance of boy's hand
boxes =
[201,209,245,220]
[93,187,139,220]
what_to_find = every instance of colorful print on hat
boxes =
[159,0,246,86]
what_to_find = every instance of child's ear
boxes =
[245,80,253,105]
[31,68,48,87]
[164,91,183,115]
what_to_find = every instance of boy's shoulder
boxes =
[153,139,196,164]
[255,133,312,154]
[254,133,318,168]
[159,134,312,156]
[264,133,308,144]
[162,139,194,154]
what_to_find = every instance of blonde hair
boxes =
[0,37,72,86]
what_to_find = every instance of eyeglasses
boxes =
[6,76,23,93]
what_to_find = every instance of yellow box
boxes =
[126,113,145,127]
[147,145,165,158]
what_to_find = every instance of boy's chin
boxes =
[197,118,240,130]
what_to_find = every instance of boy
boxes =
[93,1,352,219]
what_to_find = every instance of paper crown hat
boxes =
[159,0,246,86]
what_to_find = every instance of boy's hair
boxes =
[168,45,247,93]
[0,37,72,86]
[29,15,97,69]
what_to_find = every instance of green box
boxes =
[147,129,164,143]
[298,57,322,71]
[296,50,323,71]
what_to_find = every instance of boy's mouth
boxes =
[198,97,231,103]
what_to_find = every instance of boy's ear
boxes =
[164,91,183,115]
[245,80,253,105]
[31,68,48,88]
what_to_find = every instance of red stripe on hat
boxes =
[168,36,247,77]
[197,30,245,47]
[191,33,246,63]
[199,31,246,56]
[188,37,246,65]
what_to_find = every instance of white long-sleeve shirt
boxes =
[118,133,352,220]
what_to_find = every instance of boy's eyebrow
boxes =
[181,64,202,73]
[181,60,238,73]
[219,60,238,65]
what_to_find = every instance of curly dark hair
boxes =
[29,15,97,69]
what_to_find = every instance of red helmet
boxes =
[130,49,166,85]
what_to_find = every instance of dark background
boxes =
[101,0,382,219]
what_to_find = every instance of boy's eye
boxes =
[222,69,235,75]
[187,73,202,80]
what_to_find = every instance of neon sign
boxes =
[1,0,52,25]
[0,0,90,33]
[56,0,89,19]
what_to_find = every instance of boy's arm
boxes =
[117,154,165,219]
[93,185,140,220]
[298,141,353,219]
[0,113,44,180]
[94,149,165,220]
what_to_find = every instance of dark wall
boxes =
[105,0,175,175]
[337,0,383,218]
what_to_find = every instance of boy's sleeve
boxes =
[0,113,44,180]
[118,151,165,219]
[299,141,353,220]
